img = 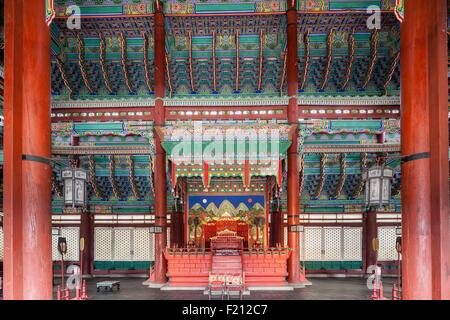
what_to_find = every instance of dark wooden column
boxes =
[363,211,378,271]
[3,0,52,299]
[286,0,306,285]
[149,5,168,285]
[270,211,279,247]
[80,212,93,275]
[400,0,449,300]
[171,211,184,248]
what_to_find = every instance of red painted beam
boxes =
[299,105,400,119]
[51,107,154,122]
[165,105,287,121]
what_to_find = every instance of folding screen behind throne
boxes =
[188,195,267,249]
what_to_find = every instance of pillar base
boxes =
[289,279,312,288]
[289,271,312,287]
[142,268,167,288]
[143,281,166,289]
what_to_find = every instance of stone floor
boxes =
[54,276,397,300]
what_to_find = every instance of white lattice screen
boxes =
[94,228,113,260]
[114,229,133,261]
[324,227,342,261]
[343,227,363,261]
[378,226,398,261]
[52,227,80,261]
[134,228,154,261]
[301,227,322,261]
[300,226,362,261]
[94,227,154,261]
[0,227,4,261]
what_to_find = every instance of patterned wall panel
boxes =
[378,226,398,261]
[302,227,322,261]
[94,227,155,262]
[301,226,362,262]
[323,227,342,261]
[113,228,133,261]
[94,228,113,261]
[342,227,362,261]
[52,227,80,261]
[133,229,154,261]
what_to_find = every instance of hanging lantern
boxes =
[363,165,394,208]
[62,168,87,208]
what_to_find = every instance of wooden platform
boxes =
[164,248,291,288]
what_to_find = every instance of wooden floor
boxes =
[57,277,396,300]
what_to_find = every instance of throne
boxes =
[210,230,243,255]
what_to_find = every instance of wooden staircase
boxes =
[211,254,243,274]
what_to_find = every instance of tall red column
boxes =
[3,0,52,299]
[270,211,279,247]
[363,211,378,271]
[171,212,184,248]
[286,0,307,286]
[400,0,449,300]
[80,213,93,275]
[147,6,168,286]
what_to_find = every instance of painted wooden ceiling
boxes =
[50,0,401,100]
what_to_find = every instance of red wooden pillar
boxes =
[171,212,184,248]
[3,0,52,299]
[278,211,285,246]
[80,213,93,275]
[364,211,378,271]
[147,5,168,286]
[270,211,278,247]
[286,0,307,285]
[400,0,450,300]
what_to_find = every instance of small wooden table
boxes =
[96,281,121,292]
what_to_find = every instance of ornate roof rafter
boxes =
[99,34,114,95]
[300,30,310,91]
[361,30,379,89]
[187,30,196,94]
[143,32,153,93]
[339,29,355,90]
[257,30,264,93]
[279,49,287,96]
[235,30,240,93]
[320,29,334,91]
[165,53,173,98]
[55,57,73,98]
[383,50,400,95]
[77,35,95,94]
[119,33,134,94]
[212,30,218,94]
